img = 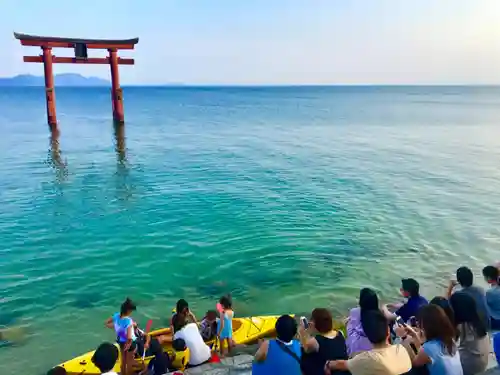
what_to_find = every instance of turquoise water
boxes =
[1,86,500,374]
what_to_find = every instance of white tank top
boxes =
[174,322,211,365]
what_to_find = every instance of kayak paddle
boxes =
[142,319,153,362]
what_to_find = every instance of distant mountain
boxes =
[0,73,109,87]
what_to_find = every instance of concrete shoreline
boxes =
[176,343,499,375]
[176,353,499,375]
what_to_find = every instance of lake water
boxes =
[1,86,500,374]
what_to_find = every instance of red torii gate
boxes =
[14,32,139,131]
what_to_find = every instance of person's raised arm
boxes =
[381,304,397,321]
[105,316,114,329]
[395,324,422,353]
[188,309,198,324]
[298,322,319,353]
[254,340,269,362]
[446,280,457,299]
[386,302,404,309]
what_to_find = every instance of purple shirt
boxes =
[346,307,373,356]
[396,295,428,322]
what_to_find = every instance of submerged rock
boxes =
[68,292,104,309]
[0,325,29,347]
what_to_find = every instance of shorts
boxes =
[118,340,137,353]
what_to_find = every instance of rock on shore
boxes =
[182,354,253,374]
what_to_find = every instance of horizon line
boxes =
[2,83,500,88]
[2,74,500,87]
[121,83,500,87]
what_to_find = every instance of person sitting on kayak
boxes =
[105,298,137,375]
[200,310,218,341]
[91,342,119,375]
[253,314,302,375]
[172,299,197,334]
[156,298,197,345]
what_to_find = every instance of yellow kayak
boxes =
[58,315,282,375]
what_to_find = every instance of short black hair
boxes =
[401,278,420,297]
[206,310,217,319]
[456,267,473,287]
[47,366,67,375]
[91,342,119,373]
[360,310,389,345]
[120,298,136,315]
[173,338,187,351]
[482,266,499,282]
[275,315,297,342]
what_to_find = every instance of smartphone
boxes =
[408,316,417,327]
[395,316,406,326]
[300,316,308,328]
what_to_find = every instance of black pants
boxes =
[135,337,162,358]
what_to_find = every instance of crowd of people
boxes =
[253,263,500,375]
[46,263,500,375]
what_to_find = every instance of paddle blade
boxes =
[145,319,153,333]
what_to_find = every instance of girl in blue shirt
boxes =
[105,298,137,375]
[406,304,463,375]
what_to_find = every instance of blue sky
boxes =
[1,0,500,85]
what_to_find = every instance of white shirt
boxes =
[173,322,211,366]
[101,372,118,375]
